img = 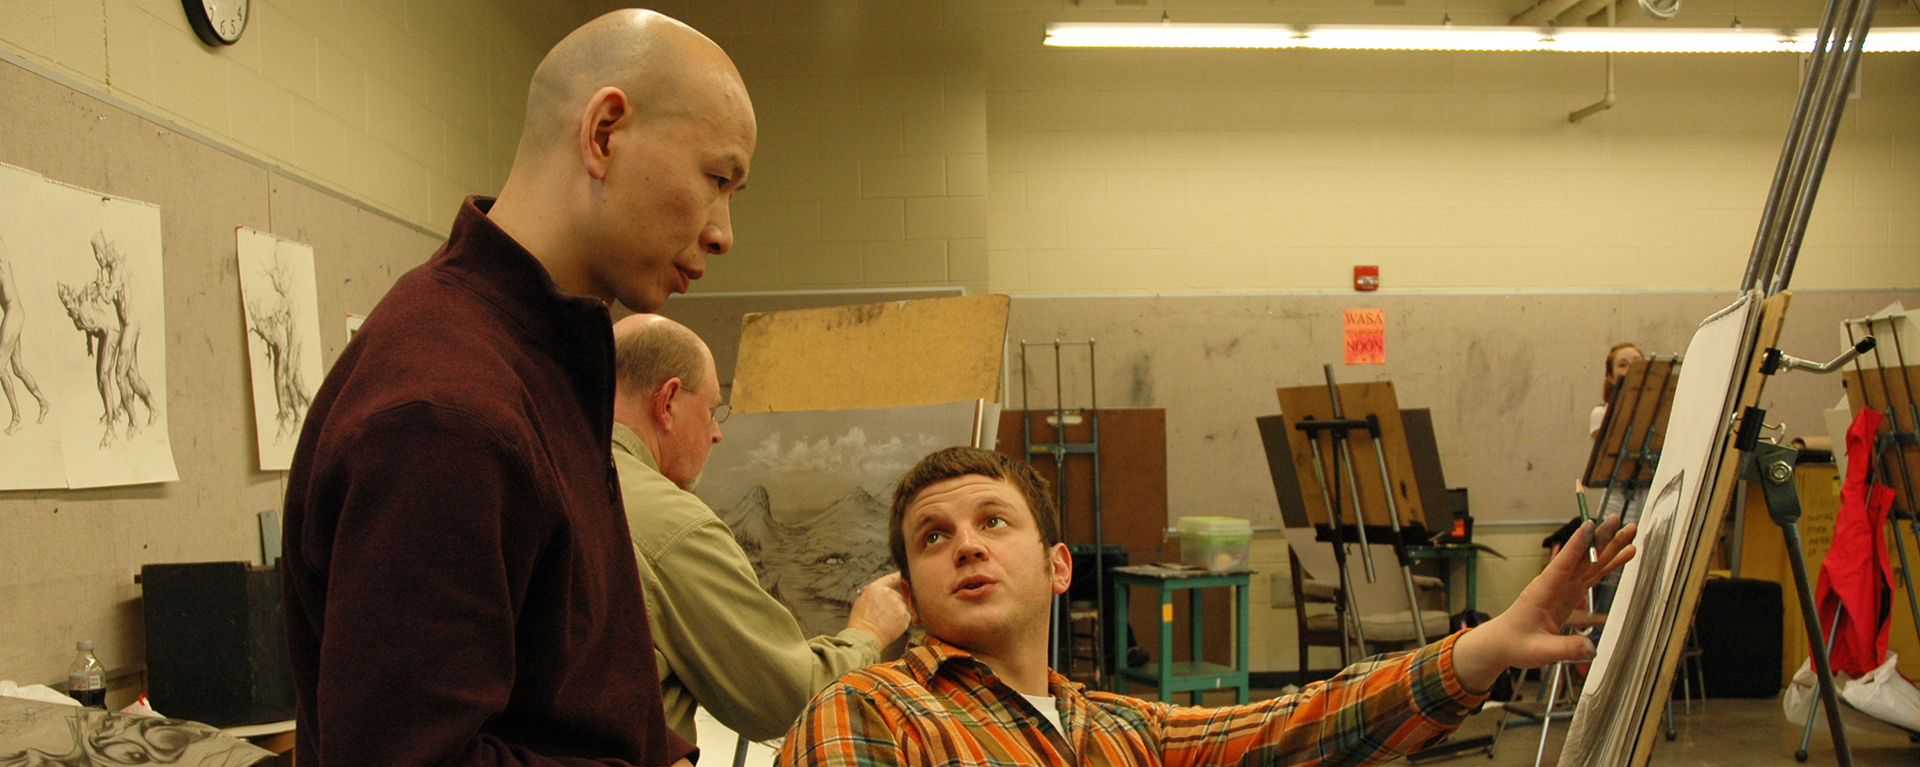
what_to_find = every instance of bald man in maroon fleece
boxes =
[281,10,753,767]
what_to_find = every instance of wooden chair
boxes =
[1291,551,1351,669]
[1290,546,1449,671]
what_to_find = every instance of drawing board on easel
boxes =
[1839,307,1919,516]
[1560,291,1790,767]
[1272,381,1427,531]
[1583,357,1681,491]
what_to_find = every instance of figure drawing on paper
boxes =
[0,239,50,435]
[55,232,154,447]
[245,253,312,441]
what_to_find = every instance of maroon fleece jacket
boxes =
[282,197,695,767]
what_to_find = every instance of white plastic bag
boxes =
[1781,658,1843,727]
[1782,656,1919,735]
[1838,651,1920,732]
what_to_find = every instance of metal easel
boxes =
[1733,335,1871,766]
[1291,364,1428,658]
[1843,315,1920,647]
[1588,357,1681,530]
[1729,0,1885,758]
[1021,340,1109,686]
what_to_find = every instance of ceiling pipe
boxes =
[1569,2,1619,122]
[1563,0,1624,25]
[1512,0,1588,26]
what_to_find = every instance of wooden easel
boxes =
[1583,357,1682,525]
[1275,367,1429,663]
[1840,314,1920,647]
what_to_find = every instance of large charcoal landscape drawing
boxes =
[696,400,982,637]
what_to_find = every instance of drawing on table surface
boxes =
[0,697,271,767]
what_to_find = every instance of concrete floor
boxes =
[1380,690,1920,767]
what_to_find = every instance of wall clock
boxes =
[184,0,248,46]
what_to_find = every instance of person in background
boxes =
[609,313,911,744]
[1583,341,1645,630]
[779,447,1637,767]
[280,9,753,766]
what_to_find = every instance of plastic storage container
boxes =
[1176,516,1252,571]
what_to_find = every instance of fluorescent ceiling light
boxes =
[1042,22,1920,54]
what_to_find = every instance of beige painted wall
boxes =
[0,0,601,234]
[625,1,993,295]
[984,0,1920,294]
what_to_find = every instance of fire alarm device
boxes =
[1354,265,1379,292]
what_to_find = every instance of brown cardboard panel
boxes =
[733,294,1010,413]
[1257,414,1313,529]
[1274,382,1425,528]
[656,288,965,386]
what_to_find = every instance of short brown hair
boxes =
[888,447,1061,581]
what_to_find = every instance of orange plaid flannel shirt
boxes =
[778,630,1486,767]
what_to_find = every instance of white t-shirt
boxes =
[1023,693,1063,734]
[1589,404,1608,438]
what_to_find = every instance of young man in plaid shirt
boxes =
[779,447,1636,767]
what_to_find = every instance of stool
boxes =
[1108,565,1253,705]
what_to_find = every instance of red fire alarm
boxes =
[1354,265,1379,291]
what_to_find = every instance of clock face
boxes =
[185,0,249,46]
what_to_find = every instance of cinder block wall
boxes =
[983,1,1920,294]
[0,0,599,233]
[642,1,991,295]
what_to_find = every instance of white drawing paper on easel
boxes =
[39,180,177,487]
[1561,292,1762,767]
[0,163,68,490]
[236,228,323,471]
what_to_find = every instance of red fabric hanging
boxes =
[1814,407,1897,677]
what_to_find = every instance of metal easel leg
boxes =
[1797,607,1845,762]
[1304,432,1364,664]
[1533,661,1564,767]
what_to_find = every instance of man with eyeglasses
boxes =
[609,314,912,745]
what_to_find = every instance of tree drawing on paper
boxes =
[697,403,979,639]
[0,239,50,435]
[56,232,155,447]
[245,253,313,441]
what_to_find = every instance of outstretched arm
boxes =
[1452,515,1637,693]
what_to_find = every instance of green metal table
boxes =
[1108,565,1253,705]
[1406,544,1479,613]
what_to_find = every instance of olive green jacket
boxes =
[613,424,881,744]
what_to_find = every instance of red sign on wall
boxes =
[1344,309,1385,365]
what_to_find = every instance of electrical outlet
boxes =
[1270,571,1295,609]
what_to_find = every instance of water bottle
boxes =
[67,640,105,708]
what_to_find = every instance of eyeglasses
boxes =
[681,386,731,424]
